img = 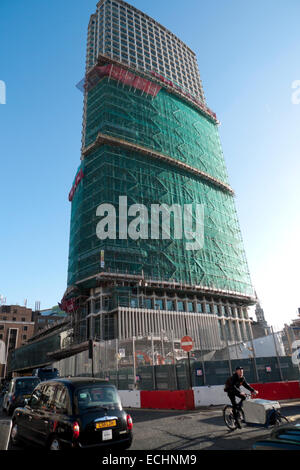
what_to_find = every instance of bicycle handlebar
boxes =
[243,392,258,399]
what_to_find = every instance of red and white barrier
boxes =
[118,381,300,410]
[193,385,231,407]
[140,390,195,410]
[118,390,141,408]
[250,381,300,401]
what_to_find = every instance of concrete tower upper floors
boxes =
[86,0,205,103]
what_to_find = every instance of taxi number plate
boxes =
[96,420,116,429]
[102,430,112,441]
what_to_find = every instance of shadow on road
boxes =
[126,408,192,423]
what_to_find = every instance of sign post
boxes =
[180,333,193,389]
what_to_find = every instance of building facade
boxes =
[86,0,205,100]
[0,305,35,377]
[63,0,256,352]
[33,305,68,335]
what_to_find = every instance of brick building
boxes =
[0,305,35,378]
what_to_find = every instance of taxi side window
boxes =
[40,385,56,411]
[30,387,43,409]
[54,386,69,415]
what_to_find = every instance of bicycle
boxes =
[223,393,289,431]
[223,396,246,431]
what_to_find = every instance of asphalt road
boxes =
[127,403,300,450]
[1,394,300,451]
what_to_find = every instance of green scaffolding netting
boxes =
[84,77,229,184]
[67,76,253,297]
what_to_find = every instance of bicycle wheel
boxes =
[223,405,237,430]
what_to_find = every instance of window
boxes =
[130,297,138,308]
[75,385,121,413]
[104,313,115,340]
[177,301,184,311]
[103,297,110,311]
[95,299,100,312]
[154,299,163,310]
[144,298,152,309]
[0,334,2,339]
[29,387,43,410]
[21,317,25,322]
[40,385,56,411]
[16,378,40,393]
[187,302,194,312]
[224,321,232,341]
[197,303,203,313]
[22,335,27,340]
[206,303,211,314]
[54,386,69,414]
[8,328,18,352]
[0,325,4,330]
[167,300,174,311]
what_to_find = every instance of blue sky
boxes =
[0,0,299,328]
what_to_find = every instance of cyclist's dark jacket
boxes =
[225,373,255,395]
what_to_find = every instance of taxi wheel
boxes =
[48,437,62,451]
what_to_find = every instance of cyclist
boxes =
[224,366,258,428]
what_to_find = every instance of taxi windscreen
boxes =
[15,378,40,392]
[75,385,122,412]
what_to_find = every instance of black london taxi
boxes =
[2,376,41,416]
[10,377,133,450]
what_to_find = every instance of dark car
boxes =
[32,367,59,381]
[10,377,133,450]
[253,423,300,450]
[2,377,41,415]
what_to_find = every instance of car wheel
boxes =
[48,437,62,450]
[10,421,20,446]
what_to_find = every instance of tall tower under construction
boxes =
[63,0,256,351]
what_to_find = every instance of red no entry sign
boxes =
[180,336,193,352]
